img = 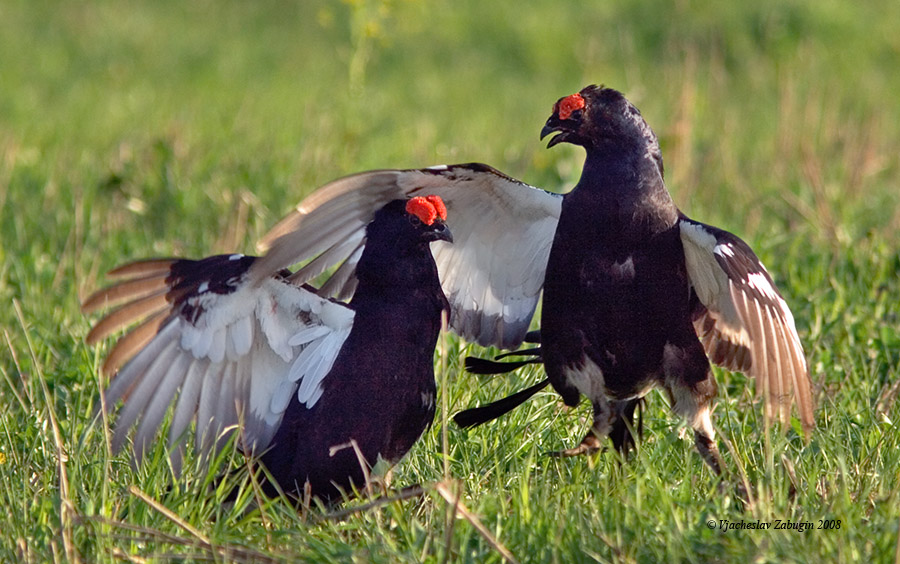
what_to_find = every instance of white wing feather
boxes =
[253,163,562,348]
[88,259,354,473]
[680,218,814,434]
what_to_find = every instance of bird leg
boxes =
[693,423,723,476]
[668,381,724,476]
[551,432,603,457]
[549,398,613,457]
[679,394,750,506]
[662,343,725,475]
[609,398,643,456]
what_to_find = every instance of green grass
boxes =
[2,0,900,561]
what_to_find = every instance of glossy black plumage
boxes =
[84,197,451,502]
[457,86,813,473]
[523,86,811,467]
[260,200,451,499]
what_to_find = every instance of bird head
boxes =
[357,195,452,290]
[541,85,661,164]
[404,195,453,244]
[366,195,453,252]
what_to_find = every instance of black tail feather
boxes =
[465,343,543,375]
[494,347,542,361]
[523,329,541,344]
[464,356,541,375]
[453,379,551,428]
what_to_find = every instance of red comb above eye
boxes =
[406,196,446,225]
[558,93,585,120]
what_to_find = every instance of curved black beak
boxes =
[425,220,453,244]
[540,116,569,148]
[540,121,558,141]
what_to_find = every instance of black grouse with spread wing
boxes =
[536,86,812,469]
[84,196,451,501]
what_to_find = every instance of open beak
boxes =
[540,116,568,148]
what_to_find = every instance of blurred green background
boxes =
[4,0,898,256]
[2,0,899,561]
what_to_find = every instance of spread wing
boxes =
[679,217,814,435]
[83,254,354,471]
[252,163,562,349]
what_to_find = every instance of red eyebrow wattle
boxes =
[425,195,447,221]
[558,93,585,120]
[406,196,445,225]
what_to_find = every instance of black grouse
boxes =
[538,86,813,469]
[247,85,814,476]
[84,195,452,501]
